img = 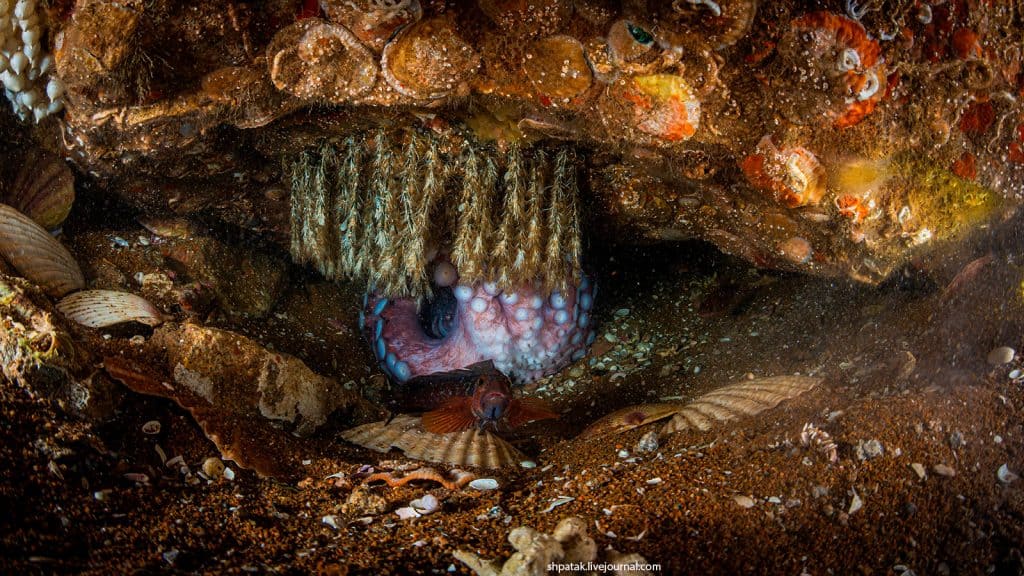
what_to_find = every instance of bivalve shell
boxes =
[267,19,378,104]
[0,203,84,297]
[380,17,480,101]
[661,375,821,434]
[523,35,593,102]
[57,290,164,328]
[4,150,75,230]
[341,415,525,469]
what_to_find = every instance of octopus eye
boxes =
[837,48,860,72]
[419,286,458,340]
[627,22,654,46]
[857,70,880,101]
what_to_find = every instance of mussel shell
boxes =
[57,289,164,328]
[4,150,74,231]
[0,203,84,297]
[342,415,525,469]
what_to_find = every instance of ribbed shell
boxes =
[578,402,683,438]
[4,150,75,230]
[57,290,164,328]
[341,415,525,469]
[0,203,84,297]
[661,376,820,434]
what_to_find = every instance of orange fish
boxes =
[399,361,558,434]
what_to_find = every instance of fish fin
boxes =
[506,397,560,428]
[422,398,477,434]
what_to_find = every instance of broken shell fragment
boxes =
[523,35,593,102]
[468,478,499,491]
[380,17,480,101]
[341,415,525,469]
[3,150,75,230]
[141,420,161,435]
[267,19,378,103]
[57,290,164,328]
[0,203,85,297]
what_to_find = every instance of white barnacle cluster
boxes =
[0,0,64,122]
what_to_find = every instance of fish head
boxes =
[470,375,512,428]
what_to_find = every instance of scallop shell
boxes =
[3,150,75,230]
[661,375,820,434]
[578,402,682,438]
[0,203,84,297]
[599,73,701,144]
[659,0,758,49]
[380,17,480,101]
[267,19,378,104]
[341,415,525,469]
[523,35,593,101]
[321,0,423,52]
[57,290,164,328]
[581,376,820,438]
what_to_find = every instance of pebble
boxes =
[520,460,537,469]
[223,467,235,481]
[635,431,659,453]
[996,464,1019,484]
[617,449,630,459]
[733,495,756,508]
[932,463,956,477]
[202,457,225,479]
[910,462,926,480]
[1009,369,1022,380]
[987,346,1015,365]
[614,308,630,318]
[646,477,663,485]
[856,439,884,461]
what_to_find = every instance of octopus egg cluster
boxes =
[0,0,63,123]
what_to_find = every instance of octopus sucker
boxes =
[288,129,593,384]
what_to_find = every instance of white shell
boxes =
[468,478,499,491]
[0,203,84,297]
[341,415,525,469]
[57,290,164,328]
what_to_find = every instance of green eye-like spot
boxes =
[627,22,654,46]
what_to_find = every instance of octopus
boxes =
[361,259,595,385]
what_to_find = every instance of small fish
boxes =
[396,361,558,434]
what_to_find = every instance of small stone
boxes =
[223,467,236,481]
[520,460,537,469]
[617,449,630,459]
[614,308,630,318]
[733,495,756,508]
[635,431,659,453]
[987,346,1015,365]
[646,477,663,485]
[1009,369,1022,380]
[910,462,926,480]
[933,463,956,477]
[856,439,884,461]
[202,457,225,479]
[322,515,340,529]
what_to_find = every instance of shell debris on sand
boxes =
[580,375,821,437]
[341,415,526,469]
